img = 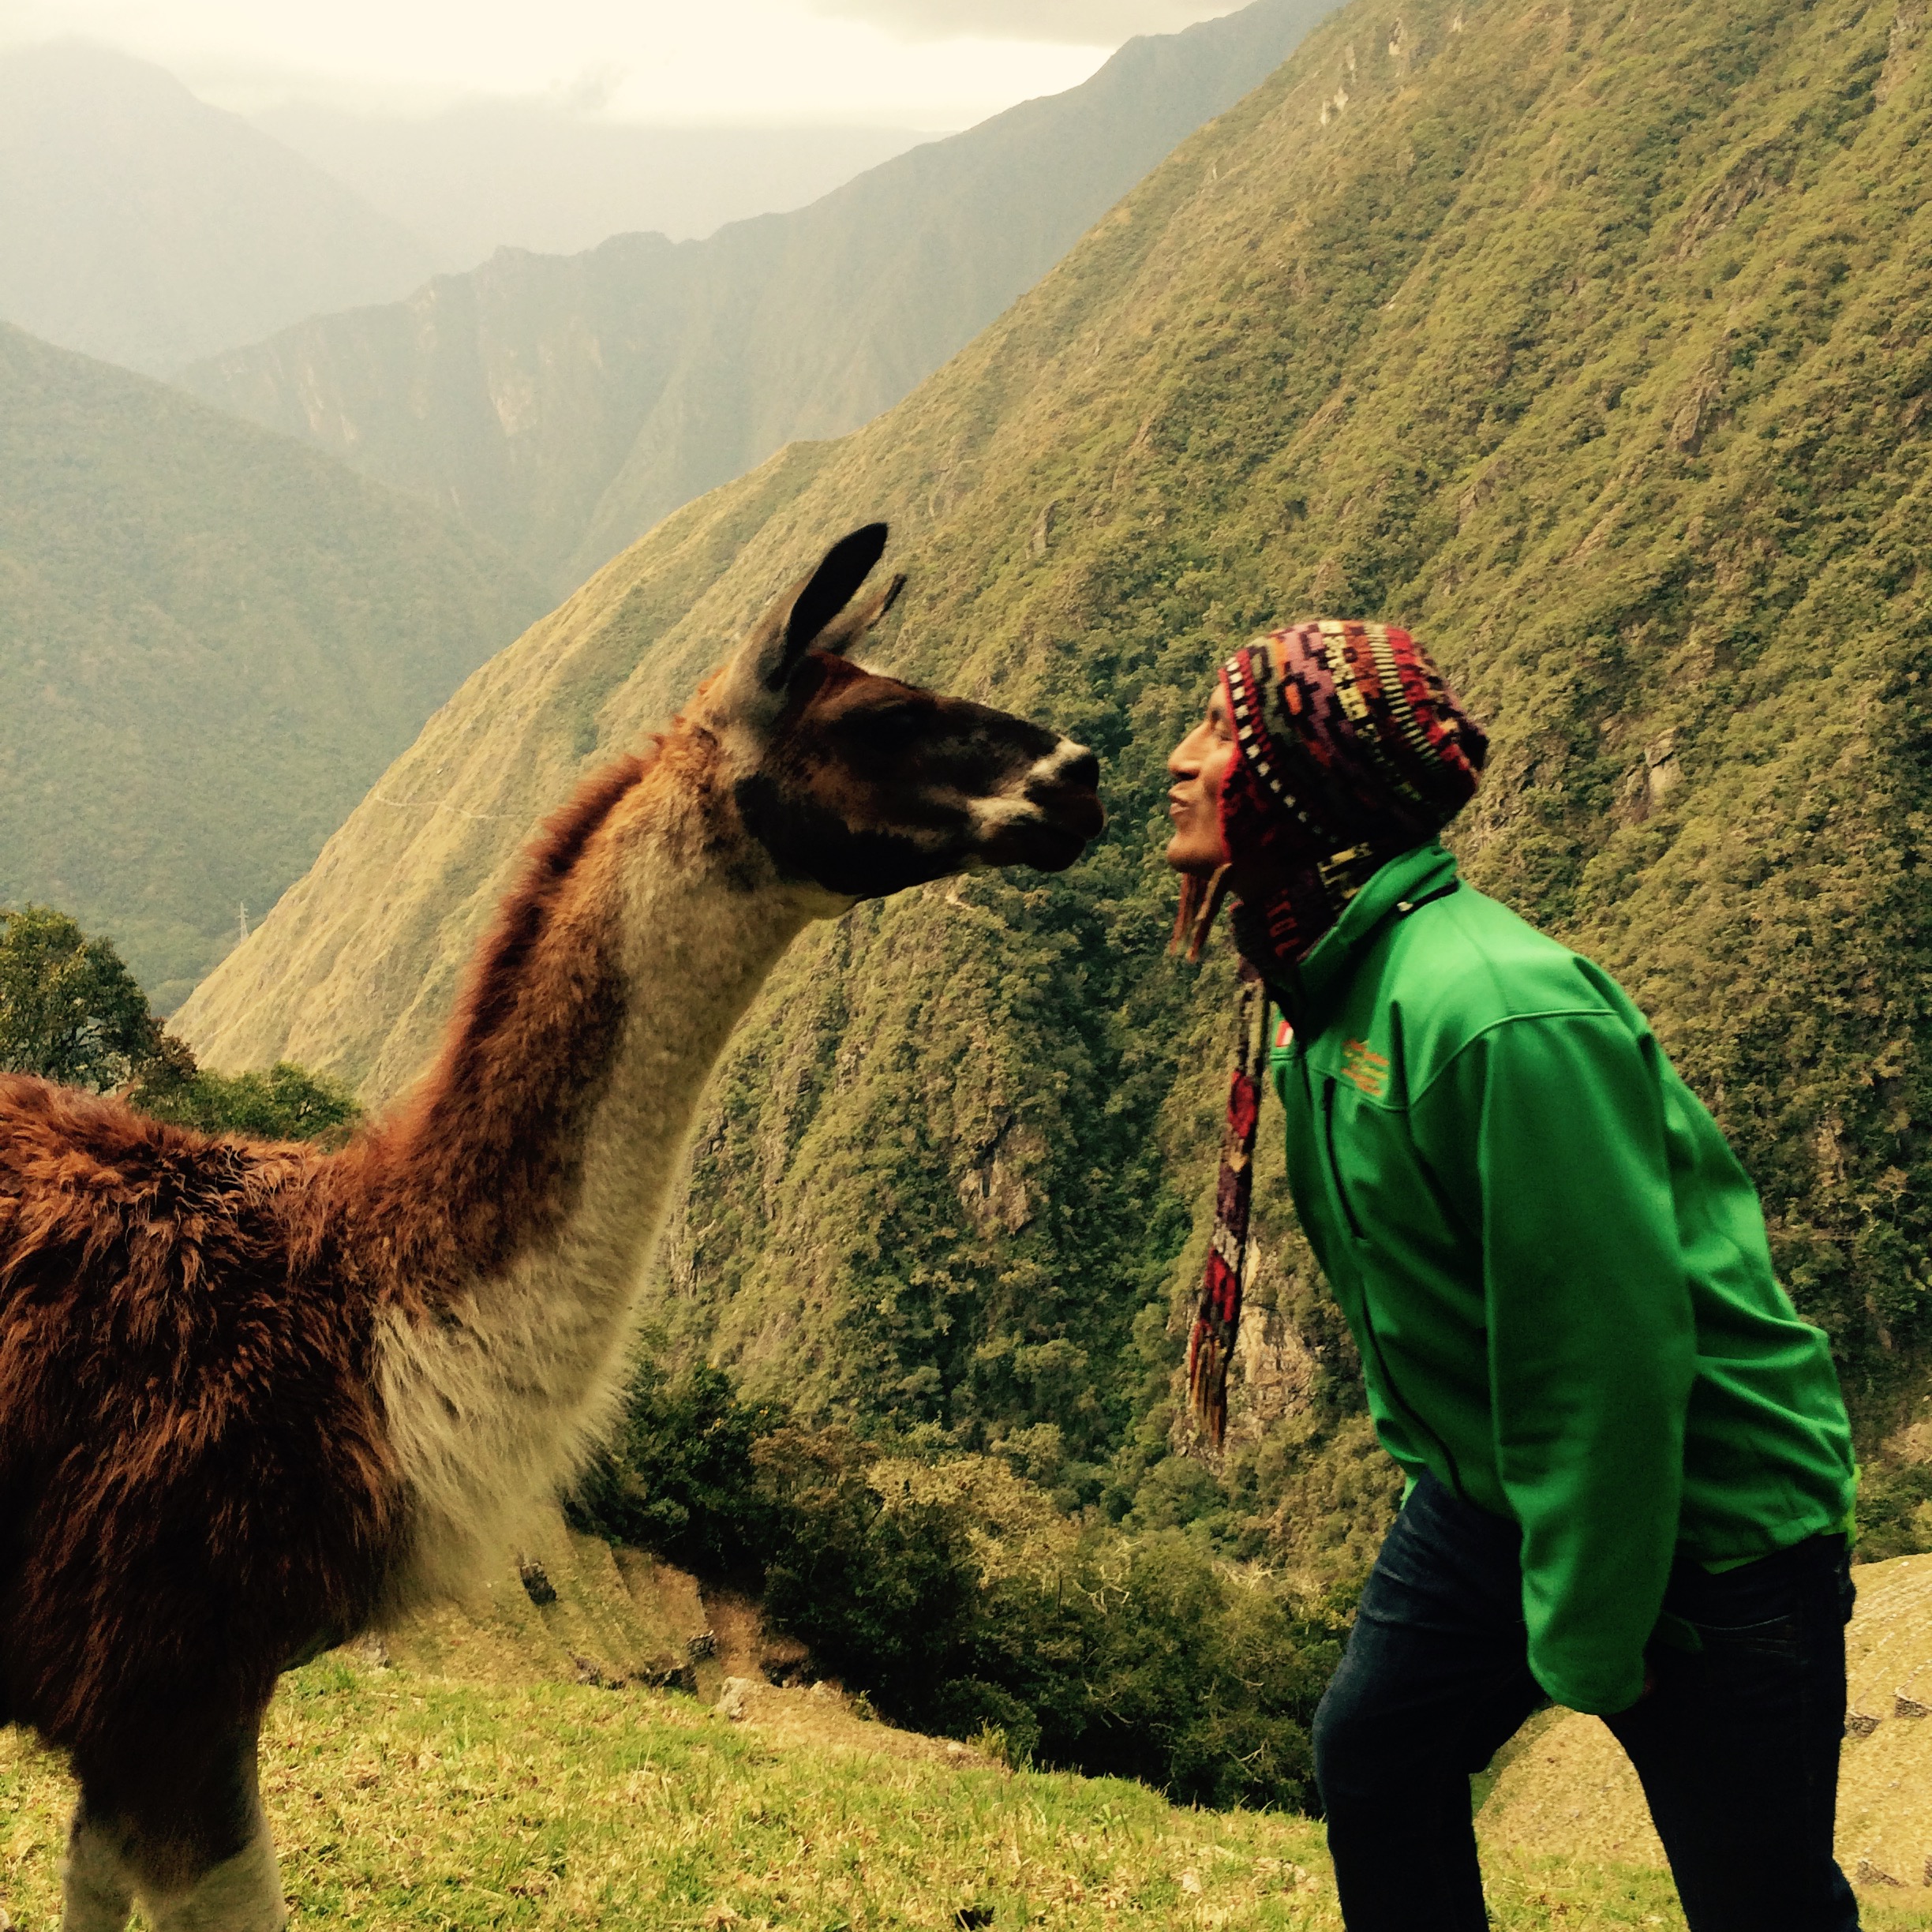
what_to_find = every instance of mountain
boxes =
[174,0,1337,593]
[178,0,1932,1577]
[0,43,434,375]
[253,102,933,266]
[0,323,547,1010]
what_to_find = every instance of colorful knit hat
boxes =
[1174,620,1488,965]
[1181,620,1486,1446]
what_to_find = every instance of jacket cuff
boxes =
[1531,1655,1646,1717]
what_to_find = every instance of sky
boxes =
[0,0,1245,125]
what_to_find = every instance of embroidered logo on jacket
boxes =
[1340,1037,1389,1098]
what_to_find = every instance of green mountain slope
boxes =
[179,0,1932,1570]
[172,0,1335,593]
[0,323,547,1009]
[0,44,434,375]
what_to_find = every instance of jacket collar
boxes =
[1267,841,1460,1040]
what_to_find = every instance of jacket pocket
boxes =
[1691,1612,1803,1657]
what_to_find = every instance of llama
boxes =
[0,524,1103,1932]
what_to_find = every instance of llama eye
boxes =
[850,706,924,751]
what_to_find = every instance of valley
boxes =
[178,0,1932,1577]
[0,321,545,1006]
[5,0,1932,1909]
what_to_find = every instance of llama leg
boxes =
[139,1819,286,1932]
[107,1722,287,1932]
[60,1801,136,1932]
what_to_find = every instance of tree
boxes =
[129,1051,362,1147]
[0,904,361,1145]
[0,905,159,1090]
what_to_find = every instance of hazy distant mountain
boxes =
[177,0,1334,591]
[0,322,546,1009]
[0,43,435,374]
[253,102,933,266]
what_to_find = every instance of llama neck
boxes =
[364,755,816,1593]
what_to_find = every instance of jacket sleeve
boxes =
[1413,1010,1697,1713]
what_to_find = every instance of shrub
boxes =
[567,1358,781,1579]
[129,1043,362,1146]
[0,903,359,1146]
[753,1428,982,1719]
[571,1360,1336,1810]
[1849,1456,1932,1563]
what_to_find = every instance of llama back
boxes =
[0,1076,399,1769]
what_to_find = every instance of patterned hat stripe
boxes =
[1361,634,1462,809]
[1325,621,1436,813]
[1372,627,1440,766]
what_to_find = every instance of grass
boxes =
[7,1657,1928,1930]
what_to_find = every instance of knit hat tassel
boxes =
[1187,961,1271,1447]
[1169,864,1233,964]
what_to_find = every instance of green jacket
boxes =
[1267,841,1855,1715]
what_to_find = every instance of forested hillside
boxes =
[180,0,1932,1574]
[173,0,1334,593]
[0,324,545,1009]
[0,44,432,374]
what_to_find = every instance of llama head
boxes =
[692,523,1104,901]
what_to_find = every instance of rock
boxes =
[638,1658,698,1695]
[716,1676,759,1721]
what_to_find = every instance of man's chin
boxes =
[1165,841,1225,876]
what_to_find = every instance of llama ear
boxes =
[705,524,893,734]
[756,523,889,691]
[812,569,906,658]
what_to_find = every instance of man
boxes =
[1163,620,1859,1931]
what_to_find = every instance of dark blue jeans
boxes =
[1312,1473,1859,1930]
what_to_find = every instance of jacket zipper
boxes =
[1317,1067,1468,1503]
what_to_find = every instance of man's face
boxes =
[1166,683,1237,875]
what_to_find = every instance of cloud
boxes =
[2,0,1125,124]
[802,0,1239,47]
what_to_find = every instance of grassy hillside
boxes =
[7,1618,1932,1924]
[180,0,1932,1573]
[174,0,1334,593]
[13,1524,1928,1919]
[0,323,546,1008]
[0,44,432,375]
[1,1660,1733,1932]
